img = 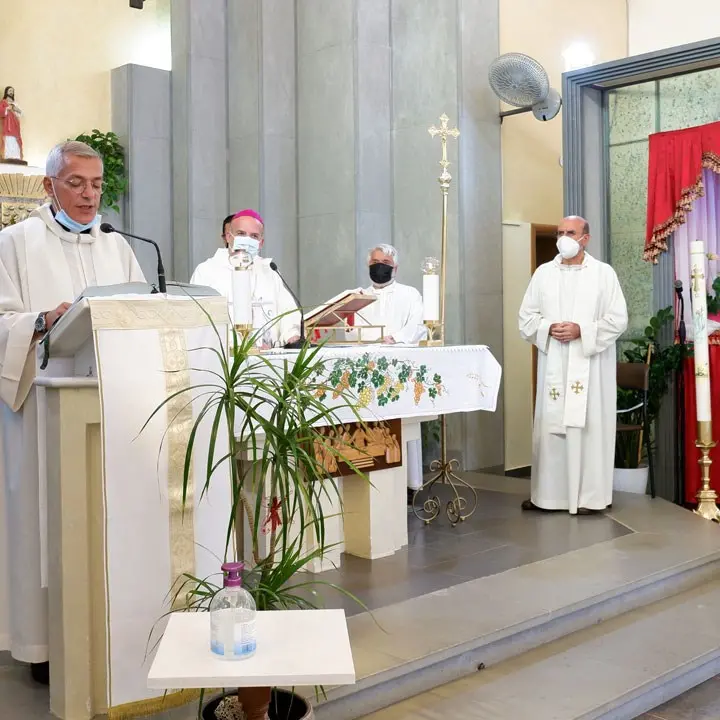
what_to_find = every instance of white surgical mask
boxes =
[232,235,261,258]
[556,234,581,260]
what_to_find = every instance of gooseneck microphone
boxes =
[269,261,306,349]
[100,223,167,294]
[675,279,686,344]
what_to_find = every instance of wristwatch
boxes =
[34,312,48,335]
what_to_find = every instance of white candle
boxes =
[231,266,253,327]
[423,274,440,322]
[690,240,712,422]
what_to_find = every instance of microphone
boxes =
[269,261,306,349]
[100,223,167,294]
[675,279,686,345]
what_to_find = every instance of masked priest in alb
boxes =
[190,209,301,348]
[0,141,145,681]
[518,216,627,515]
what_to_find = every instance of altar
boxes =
[236,344,502,570]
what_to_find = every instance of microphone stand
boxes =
[676,286,686,505]
[99,223,167,294]
[269,262,308,349]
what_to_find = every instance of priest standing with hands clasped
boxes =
[0,141,145,683]
[518,216,627,515]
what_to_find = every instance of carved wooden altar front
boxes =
[0,172,45,228]
[314,419,403,478]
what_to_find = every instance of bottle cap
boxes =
[221,561,244,588]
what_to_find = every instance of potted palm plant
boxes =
[146,317,367,720]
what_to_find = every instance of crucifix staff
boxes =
[428,114,459,342]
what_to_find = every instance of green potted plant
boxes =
[73,129,128,212]
[615,306,687,492]
[146,319,367,720]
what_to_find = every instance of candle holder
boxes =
[420,320,443,346]
[694,420,720,522]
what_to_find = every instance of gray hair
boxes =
[368,243,399,265]
[46,141,102,177]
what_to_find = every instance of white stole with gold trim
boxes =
[543,259,599,435]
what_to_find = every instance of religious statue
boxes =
[0,87,25,164]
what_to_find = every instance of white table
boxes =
[148,610,356,689]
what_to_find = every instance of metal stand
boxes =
[412,415,478,526]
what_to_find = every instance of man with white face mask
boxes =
[190,209,301,348]
[518,216,628,515]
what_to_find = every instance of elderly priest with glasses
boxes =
[0,140,145,683]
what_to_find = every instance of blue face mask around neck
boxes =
[55,208,100,234]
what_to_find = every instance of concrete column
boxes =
[112,64,172,284]
[171,0,229,282]
[354,0,393,283]
[391,0,502,470]
[458,0,503,470]
[227,0,299,290]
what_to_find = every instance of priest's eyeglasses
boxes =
[51,176,104,194]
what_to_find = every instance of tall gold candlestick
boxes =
[412,114,477,527]
[689,241,720,521]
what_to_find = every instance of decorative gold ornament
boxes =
[694,420,720,522]
[0,172,46,228]
[571,381,584,395]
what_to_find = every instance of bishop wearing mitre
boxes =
[518,216,627,515]
[0,141,145,681]
[190,209,301,348]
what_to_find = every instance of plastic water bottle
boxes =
[209,561,257,660]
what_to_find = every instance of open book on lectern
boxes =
[305,289,377,329]
[42,282,221,363]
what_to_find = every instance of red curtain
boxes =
[683,347,720,503]
[645,121,720,263]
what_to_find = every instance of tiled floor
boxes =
[312,485,631,616]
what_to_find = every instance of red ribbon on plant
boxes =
[262,497,282,535]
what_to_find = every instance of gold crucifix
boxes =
[429,114,460,187]
[571,381,584,395]
[691,263,705,294]
[549,387,560,401]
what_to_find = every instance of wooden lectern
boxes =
[37,290,232,720]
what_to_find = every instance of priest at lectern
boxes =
[190,209,301,348]
[0,140,144,681]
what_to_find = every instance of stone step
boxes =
[354,579,720,720]
[313,496,720,719]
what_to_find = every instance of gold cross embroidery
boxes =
[549,387,560,401]
[571,381,584,395]
[691,263,705,294]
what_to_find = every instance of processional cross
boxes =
[428,114,460,188]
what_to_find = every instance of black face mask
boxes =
[369,262,393,285]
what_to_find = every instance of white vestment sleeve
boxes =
[0,233,38,411]
[579,267,628,357]
[393,288,425,344]
[276,279,302,344]
[519,269,552,353]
